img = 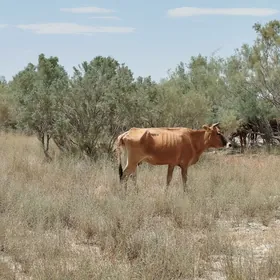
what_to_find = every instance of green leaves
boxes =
[10,54,69,159]
[6,19,280,159]
[249,21,280,108]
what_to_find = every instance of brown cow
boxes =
[115,123,231,192]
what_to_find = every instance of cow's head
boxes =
[202,122,232,148]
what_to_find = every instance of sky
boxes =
[0,0,280,82]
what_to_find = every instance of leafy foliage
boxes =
[4,20,280,159]
[11,54,69,159]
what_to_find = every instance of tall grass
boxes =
[1,132,280,279]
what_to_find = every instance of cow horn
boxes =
[212,122,220,127]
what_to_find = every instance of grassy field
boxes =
[1,132,280,279]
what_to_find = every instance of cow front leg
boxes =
[120,172,129,192]
[165,165,175,192]
[131,169,139,193]
[180,166,188,193]
[120,164,137,193]
[243,135,247,152]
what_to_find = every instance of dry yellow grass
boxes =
[1,132,280,279]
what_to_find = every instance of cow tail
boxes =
[119,161,123,180]
[115,133,125,180]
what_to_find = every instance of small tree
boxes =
[250,20,280,108]
[11,54,69,160]
[53,56,139,159]
[0,79,17,130]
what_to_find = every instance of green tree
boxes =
[11,54,69,160]
[162,55,225,128]
[54,56,138,159]
[134,76,163,127]
[0,79,16,130]
[249,20,280,108]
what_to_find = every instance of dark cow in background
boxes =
[229,121,259,153]
[269,118,280,136]
[229,117,280,152]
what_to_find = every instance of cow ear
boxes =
[202,125,210,131]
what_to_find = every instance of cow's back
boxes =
[123,127,185,145]
[140,128,192,165]
[121,127,195,165]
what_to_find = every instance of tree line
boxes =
[1,20,280,160]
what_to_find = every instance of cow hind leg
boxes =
[240,135,245,153]
[165,165,175,192]
[239,135,243,153]
[180,166,188,193]
[243,136,247,151]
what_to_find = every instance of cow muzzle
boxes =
[226,141,232,148]
[220,134,231,148]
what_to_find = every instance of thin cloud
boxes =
[167,7,279,17]
[0,24,8,28]
[60,6,114,14]
[16,22,135,35]
[90,16,121,20]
